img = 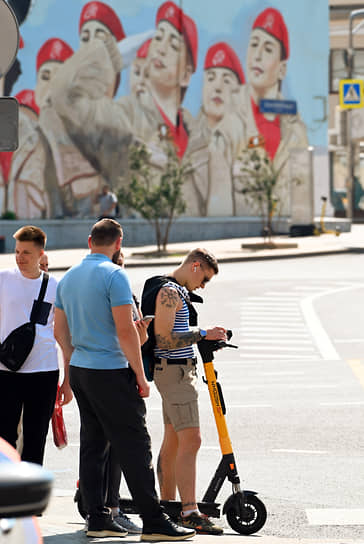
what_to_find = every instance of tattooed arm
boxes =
[154,285,201,350]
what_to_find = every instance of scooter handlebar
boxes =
[197,330,238,363]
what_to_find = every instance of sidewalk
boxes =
[39,495,359,544]
[1,225,363,271]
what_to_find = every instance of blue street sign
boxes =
[259,99,297,115]
[339,79,363,109]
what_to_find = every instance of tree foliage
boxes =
[236,147,284,240]
[118,141,189,253]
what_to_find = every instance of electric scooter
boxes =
[314,196,341,236]
[75,331,267,535]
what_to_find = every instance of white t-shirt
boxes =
[0,268,59,373]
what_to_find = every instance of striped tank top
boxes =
[154,282,195,360]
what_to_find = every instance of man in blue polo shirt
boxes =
[54,218,194,541]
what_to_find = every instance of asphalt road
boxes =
[46,254,364,541]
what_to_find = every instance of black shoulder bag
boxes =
[0,273,50,372]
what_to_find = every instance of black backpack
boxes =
[141,275,202,380]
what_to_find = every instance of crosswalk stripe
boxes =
[238,331,309,337]
[241,338,311,344]
[239,354,317,360]
[241,345,316,352]
[306,508,364,526]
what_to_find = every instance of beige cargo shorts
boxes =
[153,357,199,432]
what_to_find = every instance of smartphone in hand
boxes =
[142,315,154,324]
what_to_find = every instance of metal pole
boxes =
[346,9,364,223]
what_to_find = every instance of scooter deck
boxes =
[118,497,221,519]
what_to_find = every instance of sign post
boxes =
[0,0,20,151]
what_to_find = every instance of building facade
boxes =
[0,0,329,225]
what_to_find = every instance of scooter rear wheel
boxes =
[226,494,267,535]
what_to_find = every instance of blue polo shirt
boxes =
[55,253,133,369]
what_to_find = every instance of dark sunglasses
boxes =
[200,263,211,285]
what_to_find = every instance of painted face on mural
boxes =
[246,28,286,94]
[130,58,149,103]
[148,20,192,89]
[79,20,113,47]
[35,61,62,108]
[203,67,240,126]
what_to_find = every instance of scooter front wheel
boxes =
[74,488,87,519]
[225,494,267,535]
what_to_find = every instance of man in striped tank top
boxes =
[153,248,227,535]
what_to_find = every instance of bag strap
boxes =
[37,272,49,303]
[29,272,49,323]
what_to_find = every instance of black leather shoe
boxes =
[86,511,128,538]
[141,512,196,541]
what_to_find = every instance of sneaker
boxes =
[86,511,128,538]
[141,512,196,542]
[180,512,223,535]
[114,511,142,534]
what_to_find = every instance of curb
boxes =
[47,247,351,272]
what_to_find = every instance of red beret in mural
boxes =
[156,1,198,72]
[137,38,152,59]
[15,89,40,116]
[252,7,289,60]
[79,1,125,42]
[36,38,74,72]
[204,42,245,84]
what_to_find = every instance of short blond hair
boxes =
[13,225,46,249]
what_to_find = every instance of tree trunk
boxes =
[162,210,175,252]
[155,219,162,253]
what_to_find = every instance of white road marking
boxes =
[239,353,318,360]
[292,286,329,291]
[238,331,309,337]
[320,401,364,406]
[242,309,301,315]
[335,339,364,343]
[306,508,364,526]
[223,383,338,390]
[240,329,306,335]
[273,449,328,454]
[258,371,305,376]
[200,446,220,450]
[229,404,273,408]
[300,284,364,360]
[241,338,311,344]
[242,345,315,352]
[264,292,304,297]
[242,302,299,307]
[246,291,301,302]
[241,317,303,323]
[301,299,340,361]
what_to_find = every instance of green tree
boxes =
[118,141,189,254]
[237,147,288,241]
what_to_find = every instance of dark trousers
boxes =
[69,366,161,522]
[105,447,122,508]
[0,369,59,465]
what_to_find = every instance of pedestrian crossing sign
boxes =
[339,79,364,109]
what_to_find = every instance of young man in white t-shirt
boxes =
[0,226,72,465]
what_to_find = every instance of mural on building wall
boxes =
[0,0,328,220]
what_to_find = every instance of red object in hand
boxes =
[51,385,68,449]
